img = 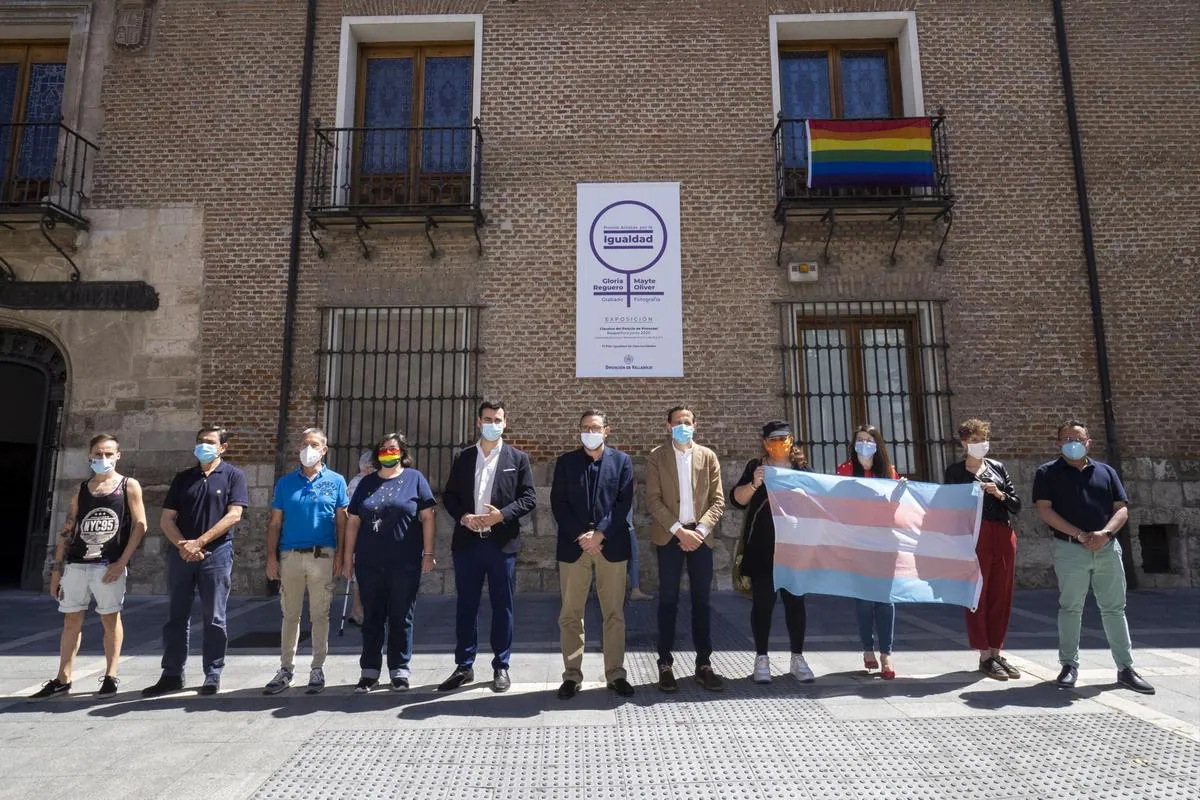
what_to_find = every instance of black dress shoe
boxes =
[493,669,511,693]
[557,679,579,699]
[1117,667,1156,695]
[606,678,635,697]
[657,665,678,693]
[142,675,184,697]
[437,666,475,692]
[1055,664,1078,688]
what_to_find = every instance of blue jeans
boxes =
[655,539,714,668]
[453,540,516,670]
[162,542,233,679]
[856,599,895,655]
[628,532,641,590]
[356,563,421,677]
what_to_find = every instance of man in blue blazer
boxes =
[439,401,536,692]
[550,410,636,700]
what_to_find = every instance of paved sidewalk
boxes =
[0,588,1197,800]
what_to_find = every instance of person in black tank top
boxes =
[32,434,148,700]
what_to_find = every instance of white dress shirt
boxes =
[473,439,504,516]
[669,444,708,537]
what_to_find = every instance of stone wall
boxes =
[0,205,206,589]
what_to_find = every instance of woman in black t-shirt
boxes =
[730,420,815,685]
[944,418,1022,681]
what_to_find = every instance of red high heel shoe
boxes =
[863,655,879,671]
[881,659,895,680]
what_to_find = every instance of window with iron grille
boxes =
[779,301,954,480]
[318,307,481,492]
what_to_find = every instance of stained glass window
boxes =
[779,52,832,168]
[17,63,65,180]
[361,58,412,174]
[841,51,892,119]
[421,56,472,173]
[778,43,898,121]
[0,45,67,200]
[358,48,474,186]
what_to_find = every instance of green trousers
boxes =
[1054,538,1134,669]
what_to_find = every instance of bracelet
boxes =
[422,553,435,558]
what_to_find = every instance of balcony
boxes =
[0,121,96,230]
[772,114,955,265]
[307,122,483,258]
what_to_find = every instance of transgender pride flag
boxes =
[765,467,984,611]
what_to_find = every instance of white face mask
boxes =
[299,445,323,468]
[966,441,990,459]
[580,432,605,451]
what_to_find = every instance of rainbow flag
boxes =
[765,467,983,610]
[806,118,936,189]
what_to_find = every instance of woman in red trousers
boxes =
[944,418,1022,680]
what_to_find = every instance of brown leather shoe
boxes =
[694,665,725,692]
[657,665,678,693]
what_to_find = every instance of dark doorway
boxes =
[0,328,66,589]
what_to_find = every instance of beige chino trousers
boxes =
[558,551,627,683]
[280,550,335,672]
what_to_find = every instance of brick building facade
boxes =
[1,0,1196,596]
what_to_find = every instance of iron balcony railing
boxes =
[309,122,483,216]
[0,121,97,224]
[773,114,953,208]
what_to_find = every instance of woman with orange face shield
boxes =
[730,420,815,685]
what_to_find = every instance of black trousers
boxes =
[750,576,807,656]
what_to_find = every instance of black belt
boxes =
[285,546,329,557]
[1053,532,1083,545]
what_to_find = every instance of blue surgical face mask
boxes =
[671,424,694,445]
[90,457,115,475]
[854,440,878,460]
[1061,440,1087,461]
[194,442,220,464]
[480,422,505,442]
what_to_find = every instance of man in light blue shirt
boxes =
[263,428,348,694]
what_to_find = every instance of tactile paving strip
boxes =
[252,711,1200,799]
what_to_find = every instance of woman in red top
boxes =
[836,424,900,680]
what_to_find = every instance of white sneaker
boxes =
[790,654,815,683]
[753,655,771,684]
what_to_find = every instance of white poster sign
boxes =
[576,182,683,378]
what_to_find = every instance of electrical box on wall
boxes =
[787,261,819,283]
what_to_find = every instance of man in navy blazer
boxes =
[550,410,636,700]
[438,401,536,692]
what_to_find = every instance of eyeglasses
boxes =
[580,426,605,434]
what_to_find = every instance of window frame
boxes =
[778,39,902,119]
[0,41,68,203]
[795,313,928,478]
[352,41,474,207]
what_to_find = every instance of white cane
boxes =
[338,572,355,637]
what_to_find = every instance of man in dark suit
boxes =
[550,410,636,700]
[439,401,537,692]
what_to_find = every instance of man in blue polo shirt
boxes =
[1032,419,1154,695]
[262,427,348,695]
[143,425,249,697]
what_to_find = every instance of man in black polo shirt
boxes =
[1032,419,1154,694]
[143,426,249,697]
